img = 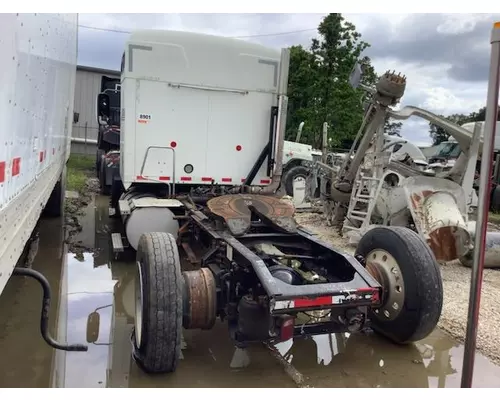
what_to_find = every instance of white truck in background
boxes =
[282,138,322,196]
[0,13,87,353]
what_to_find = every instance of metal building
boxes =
[72,65,120,155]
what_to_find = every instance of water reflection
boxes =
[63,253,115,388]
[0,217,66,388]
[270,327,500,388]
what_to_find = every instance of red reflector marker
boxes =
[159,176,170,181]
[180,176,192,182]
[294,296,332,308]
[202,177,213,182]
[236,145,242,151]
[260,179,271,184]
[12,157,21,176]
[0,161,5,183]
[170,141,177,148]
[221,177,232,183]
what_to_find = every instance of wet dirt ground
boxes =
[0,194,499,387]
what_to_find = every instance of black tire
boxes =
[44,165,66,218]
[355,226,443,344]
[96,149,105,178]
[110,176,124,217]
[132,232,183,374]
[99,158,110,195]
[283,165,310,197]
[490,184,500,213]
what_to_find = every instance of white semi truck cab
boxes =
[118,29,287,190]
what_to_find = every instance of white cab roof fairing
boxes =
[123,29,283,94]
[127,29,281,56]
[119,29,289,188]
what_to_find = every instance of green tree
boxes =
[385,117,403,137]
[429,113,469,145]
[286,45,318,146]
[285,13,377,149]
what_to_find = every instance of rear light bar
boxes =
[271,288,380,311]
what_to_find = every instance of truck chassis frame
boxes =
[112,188,443,375]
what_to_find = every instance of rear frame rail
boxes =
[187,204,382,316]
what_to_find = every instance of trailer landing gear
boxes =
[12,268,88,352]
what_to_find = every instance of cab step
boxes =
[111,232,125,253]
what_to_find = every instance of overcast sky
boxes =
[77,13,500,146]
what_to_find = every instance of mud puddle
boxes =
[295,211,500,367]
[1,195,500,387]
[64,176,100,259]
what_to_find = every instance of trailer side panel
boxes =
[0,13,78,294]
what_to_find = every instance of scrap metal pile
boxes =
[301,65,500,268]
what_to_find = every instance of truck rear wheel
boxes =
[490,184,500,212]
[283,165,309,197]
[44,165,66,218]
[132,232,183,374]
[355,226,443,344]
[99,158,110,195]
[96,149,104,178]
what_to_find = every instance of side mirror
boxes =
[86,311,100,343]
[73,112,80,124]
[97,93,110,124]
[349,61,365,89]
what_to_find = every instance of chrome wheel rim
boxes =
[366,249,405,321]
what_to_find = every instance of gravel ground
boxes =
[295,211,500,366]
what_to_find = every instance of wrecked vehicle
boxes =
[313,61,500,268]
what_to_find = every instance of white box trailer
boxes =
[0,13,87,352]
